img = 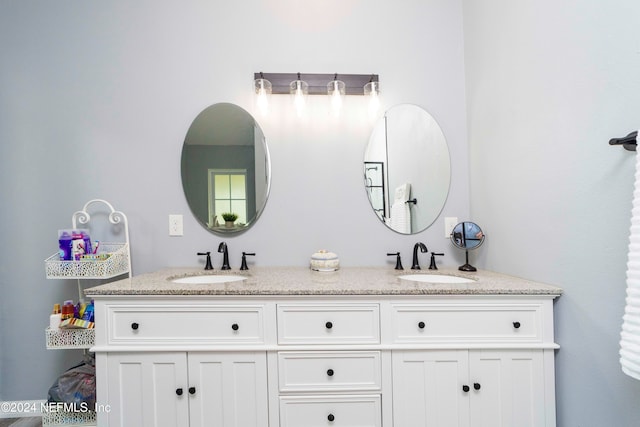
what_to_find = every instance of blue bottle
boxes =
[58,231,72,261]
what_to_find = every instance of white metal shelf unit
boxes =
[43,199,131,427]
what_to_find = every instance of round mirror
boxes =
[364,104,451,234]
[450,221,484,271]
[181,103,271,234]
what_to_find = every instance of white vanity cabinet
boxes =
[104,351,268,427]
[389,298,555,427]
[93,298,272,427]
[275,303,384,427]
[87,268,561,427]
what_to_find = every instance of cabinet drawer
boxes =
[107,304,264,345]
[277,304,380,344]
[391,303,542,343]
[279,395,381,427]
[278,351,381,392]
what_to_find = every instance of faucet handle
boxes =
[387,252,404,270]
[197,252,213,270]
[429,252,444,270]
[240,252,256,271]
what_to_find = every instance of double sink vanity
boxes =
[86,267,561,427]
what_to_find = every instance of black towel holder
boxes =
[609,131,637,151]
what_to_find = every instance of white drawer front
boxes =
[279,395,381,427]
[277,304,380,345]
[278,351,381,392]
[107,304,264,345]
[391,303,542,343]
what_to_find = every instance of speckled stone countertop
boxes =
[84,267,563,297]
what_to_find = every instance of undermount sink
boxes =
[398,274,475,284]
[171,275,247,284]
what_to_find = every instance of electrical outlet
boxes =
[169,214,183,236]
[444,217,458,238]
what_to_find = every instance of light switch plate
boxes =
[444,217,458,238]
[169,214,183,236]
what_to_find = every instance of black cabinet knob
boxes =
[327,369,334,377]
[176,388,183,396]
[513,321,521,329]
[327,414,335,422]
[325,321,333,329]
[131,322,139,330]
[462,385,470,392]
[189,387,196,395]
[418,321,426,329]
[231,323,239,331]
[474,383,481,390]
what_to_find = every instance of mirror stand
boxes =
[450,221,485,273]
[459,250,477,272]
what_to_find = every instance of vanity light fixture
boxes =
[254,72,272,116]
[253,72,379,116]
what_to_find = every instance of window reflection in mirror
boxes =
[181,103,270,234]
[364,104,451,234]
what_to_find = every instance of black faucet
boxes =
[411,242,428,270]
[218,242,231,270]
[197,252,213,270]
[429,252,444,270]
[387,252,404,270]
[240,252,256,270]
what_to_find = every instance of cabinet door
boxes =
[468,349,545,427]
[105,352,189,427]
[392,350,470,427]
[188,352,269,427]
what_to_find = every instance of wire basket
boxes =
[45,243,129,279]
[45,328,95,350]
[41,408,96,426]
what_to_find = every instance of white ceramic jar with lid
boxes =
[310,250,340,271]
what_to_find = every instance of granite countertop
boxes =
[84,267,563,297]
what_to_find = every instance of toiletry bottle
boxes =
[58,231,72,261]
[61,300,74,320]
[82,300,94,322]
[81,231,92,256]
[49,304,62,329]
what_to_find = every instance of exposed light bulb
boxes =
[290,77,308,118]
[255,78,271,116]
[327,77,345,117]
[364,80,380,118]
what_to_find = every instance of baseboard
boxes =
[0,400,46,418]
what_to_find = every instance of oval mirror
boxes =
[364,104,450,234]
[181,103,271,234]
[450,221,485,271]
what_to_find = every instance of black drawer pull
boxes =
[327,414,335,422]
[325,321,333,329]
[176,388,183,396]
[327,369,334,377]
[418,321,426,329]
[131,322,139,330]
[513,321,521,329]
[474,383,481,390]
[189,387,196,395]
[462,385,470,392]
[231,323,239,331]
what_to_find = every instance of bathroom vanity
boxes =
[85,267,562,427]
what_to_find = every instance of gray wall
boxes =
[0,0,468,400]
[463,0,640,425]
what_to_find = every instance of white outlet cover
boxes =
[444,217,458,238]
[169,214,183,236]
